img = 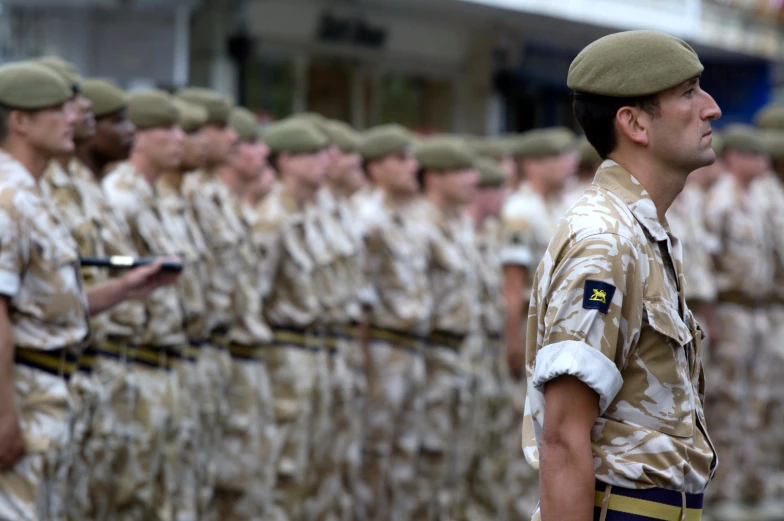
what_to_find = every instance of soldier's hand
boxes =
[121,258,182,300]
[0,409,25,470]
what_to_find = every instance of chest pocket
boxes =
[614,298,696,437]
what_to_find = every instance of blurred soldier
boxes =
[463,157,512,521]
[354,124,427,521]
[252,119,329,521]
[34,61,143,521]
[500,127,577,380]
[206,105,277,521]
[528,30,720,521]
[471,137,517,181]
[703,125,774,514]
[305,119,366,521]
[0,62,177,521]
[103,90,190,521]
[561,136,601,208]
[243,164,277,208]
[413,137,481,521]
[154,98,219,521]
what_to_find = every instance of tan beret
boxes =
[754,104,784,131]
[415,138,475,172]
[127,90,180,130]
[577,136,602,166]
[173,98,208,133]
[475,157,508,188]
[722,124,766,155]
[568,30,703,97]
[711,133,725,157]
[513,127,576,159]
[264,119,328,155]
[360,124,415,161]
[470,138,510,161]
[323,120,360,153]
[177,87,232,125]
[760,130,784,160]
[81,79,127,118]
[230,107,259,142]
[35,56,81,89]
[0,62,72,110]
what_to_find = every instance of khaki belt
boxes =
[426,330,466,351]
[15,347,79,380]
[227,342,268,361]
[368,326,425,353]
[271,326,318,352]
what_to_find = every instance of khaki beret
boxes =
[470,138,510,161]
[754,104,784,131]
[81,79,127,118]
[0,62,72,110]
[177,87,232,125]
[568,30,703,97]
[230,107,259,142]
[35,56,81,89]
[760,130,784,160]
[577,136,602,166]
[415,138,475,172]
[711,133,725,157]
[264,119,328,155]
[173,98,208,133]
[127,90,180,130]
[475,157,508,188]
[360,124,415,161]
[722,124,766,155]
[322,120,360,153]
[513,127,576,159]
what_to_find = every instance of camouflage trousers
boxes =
[358,338,426,521]
[706,304,770,504]
[114,361,177,521]
[763,305,784,499]
[258,341,318,521]
[0,365,74,521]
[411,343,469,521]
[65,351,140,521]
[207,351,276,521]
[305,334,367,521]
[459,339,512,521]
[195,345,232,519]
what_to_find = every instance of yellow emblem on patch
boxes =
[589,289,607,304]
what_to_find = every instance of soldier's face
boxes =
[23,103,77,157]
[94,111,135,161]
[68,94,95,141]
[181,128,208,171]
[136,125,184,171]
[328,149,362,186]
[230,141,266,181]
[475,186,507,217]
[499,156,516,179]
[385,148,419,194]
[203,124,238,164]
[724,149,769,183]
[648,77,722,172]
[249,164,276,202]
[440,167,479,205]
[281,149,328,188]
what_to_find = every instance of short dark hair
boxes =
[0,105,11,145]
[573,93,661,159]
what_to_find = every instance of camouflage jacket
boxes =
[523,161,716,493]
[0,151,89,352]
[103,163,187,346]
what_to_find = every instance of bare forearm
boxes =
[86,278,129,317]
[539,438,596,521]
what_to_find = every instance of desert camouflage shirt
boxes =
[418,201,481,339]
[704,174,775,300]
[524,161,717,494]
[667,183,717,303]
[752,173,784,302]
[500,182,569,273]
[314,187,364,325]
[103,163,187,346]
[0,151,89,352]
[182,169,242,334]
[252,184,320,330]
[157,171,212,341]
[357,189,432,335]
[42,159,146,342]
[475,217,505,337]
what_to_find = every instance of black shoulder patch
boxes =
[583,280,616,314]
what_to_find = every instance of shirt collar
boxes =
[592,160,669,242]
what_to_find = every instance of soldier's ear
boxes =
[615,106,649,148]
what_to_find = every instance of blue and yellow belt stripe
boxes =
[426,330,466,351]
[15,347,79,379]
[367,326,424,352]
[594,482,703,521]
[271,326,320,352]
